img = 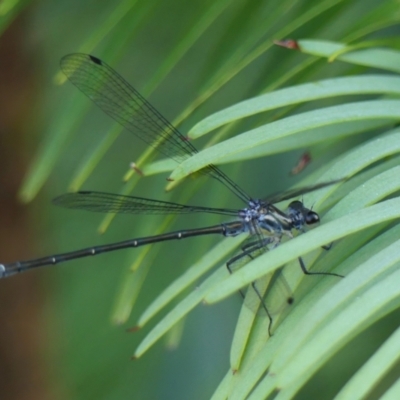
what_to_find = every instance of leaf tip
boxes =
[127,325,141,333]
[274,39,300,50]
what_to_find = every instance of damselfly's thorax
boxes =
[238,200,290,236]
[238,199,264,222]
[238,199,321,237]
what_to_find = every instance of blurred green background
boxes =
[1,0,400,399]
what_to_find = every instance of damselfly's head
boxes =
[287,200,320,231]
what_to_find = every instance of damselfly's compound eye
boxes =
[305,211,320,225]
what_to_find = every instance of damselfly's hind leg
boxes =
[289,231,342,278]
[226,238,276,335]
[297,256,343,278]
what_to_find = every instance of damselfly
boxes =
[0,54,342,332]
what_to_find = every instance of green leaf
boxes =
[272,268,400,398]
[189,75,400,138]
[18,94,89,202]
[299,39,400,72]
[229,224,400,398]
[134,267,228,358]
[381,378,400,400]
[0,0,31,35]
[334,326,400,399]
[171,100,400,180]
[136,235,245,327]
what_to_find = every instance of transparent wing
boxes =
[60,53,251,203]
[61,54,195,163]
[265,179,344,204]
[53,191,239,216]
